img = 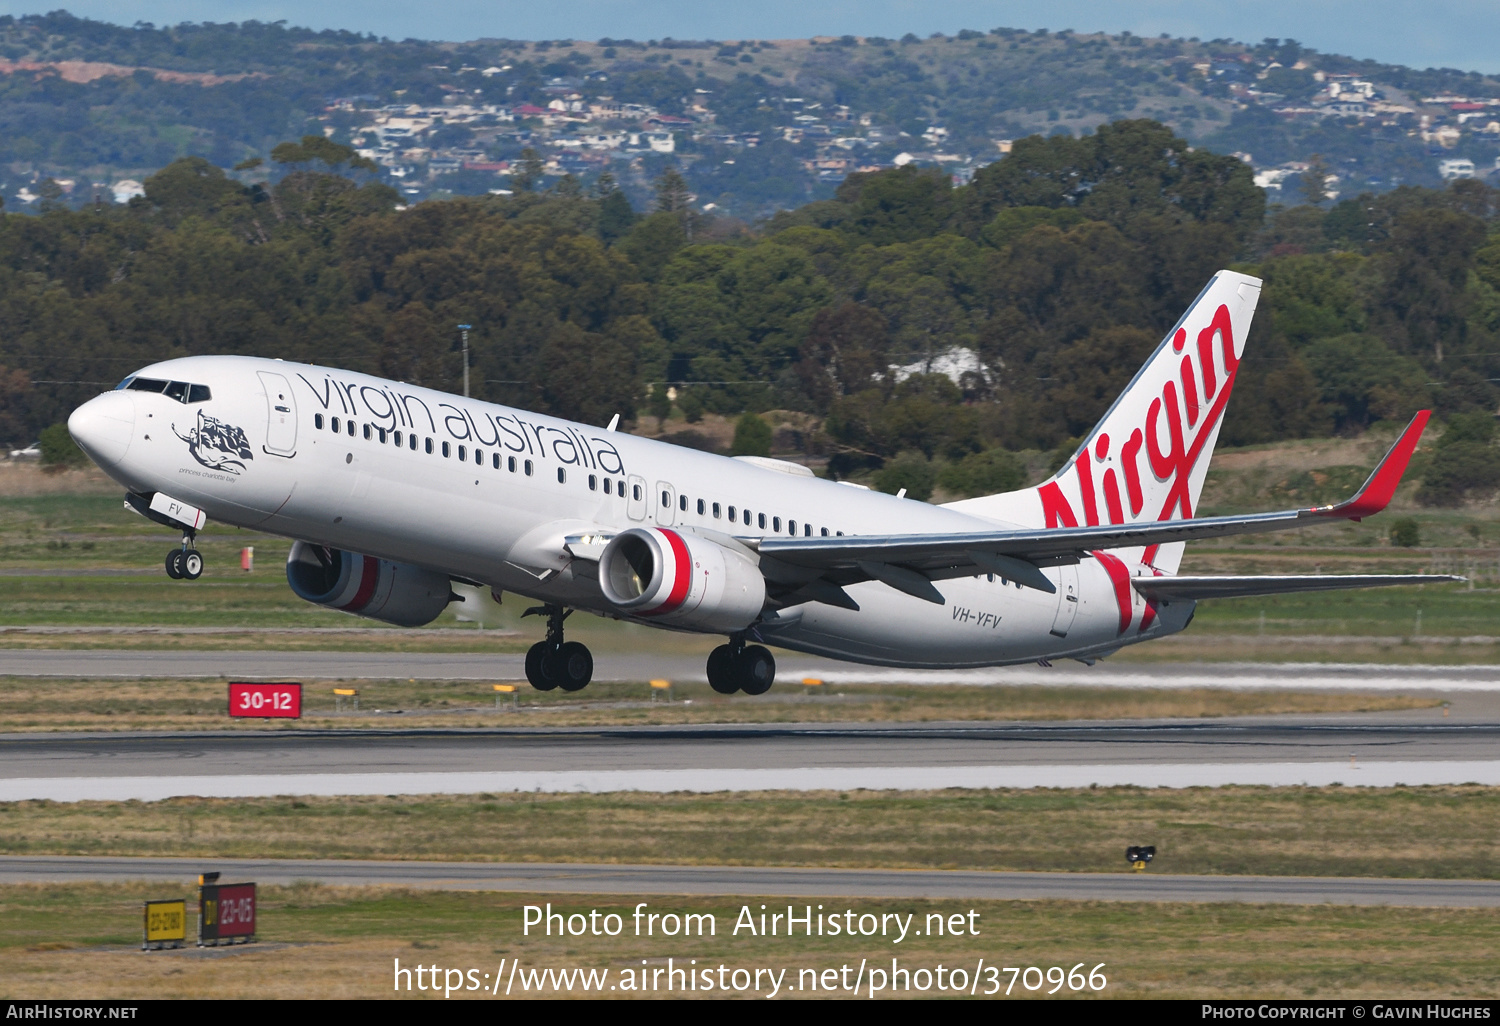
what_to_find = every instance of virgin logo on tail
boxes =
[1037,293,1249,637]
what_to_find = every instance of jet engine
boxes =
[598,528,766,632]
[286,541,452,627]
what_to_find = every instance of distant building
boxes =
[1439,158,1476,180]
[111,179,144,204]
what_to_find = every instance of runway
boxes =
[2,855,1496,908]
[8,648,1500,690]
[4,716,1498,800]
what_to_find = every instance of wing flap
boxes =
[1133,574,1462,602]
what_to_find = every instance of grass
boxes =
[0,678,1437,731]
[3,883,1497,999]
[3,786,1498,879]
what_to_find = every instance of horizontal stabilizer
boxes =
[1133,574,1463,602]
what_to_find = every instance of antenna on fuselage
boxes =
[606,414,619,432]
[457,323,472,397]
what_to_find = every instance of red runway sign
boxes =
[228,682,301,718]
[199,883,256,943]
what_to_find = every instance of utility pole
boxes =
[457,324,472,397]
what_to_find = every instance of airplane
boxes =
[67,269,1456,694]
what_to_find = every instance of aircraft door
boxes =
[258,371,298,457]
[1049,563,1079,638]
[654,481,676,526]
[626,475,647,521]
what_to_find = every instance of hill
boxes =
[4,113,1500,519]
[0,14,1497,217]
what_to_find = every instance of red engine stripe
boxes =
[341,554,380,612]
[641,529,692,616]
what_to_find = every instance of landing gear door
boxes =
[257,371,297,457]
[654,481,676,527]
[1049,563,1079,638]
[626,474,647,521]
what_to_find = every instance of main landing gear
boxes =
[706,636,776,696]
[164,530,203,581]
[523,604,593,692]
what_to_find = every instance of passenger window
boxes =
[475,448,483,465]
[493,453,501,470]
[603,478,611,495]
[618,480,625,495]
[589,475,597,491]
[679,495,687,512]
[632,484,641,501]
[347,420,356,437]
[457,445,466,461]
[728,507,737,523]
[524,460,533,476]
[712,502,721,519]
[557,467,566,484]
[314,414,324,430]
[331,416,340,433]
[508,456,516,472]
[821,527,829,537]
[378,429,387,444]
[805,524,812,536]
[836,531,844,536]
[661,490,670,507]
[758,514,767,530]
[393,430,402,446]
[697,499,706,515]
[787,519,795,535]
[442,442,451,458]
[409,435,417,450]
[187,384,211,403]
[425,438,433,454]
[362,424,371,440]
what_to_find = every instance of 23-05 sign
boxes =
[200,883,256,942]
[228,682,301,718]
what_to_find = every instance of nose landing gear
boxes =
[523,604,593,692]
[164,531,203,581]
[706,636,776,695]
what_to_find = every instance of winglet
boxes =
[1310,410,1431,522]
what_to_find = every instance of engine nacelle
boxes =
[598,528,766,632]
[286,541,452,627]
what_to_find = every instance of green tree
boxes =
[39,422,87,468]
[874,450,936,500]
[270,135,378,173]
[730,412,772,456]
[509,148,546,192]
[937,448,1024,497]
[1299,154,1333,207]
[1417,413,1500,506]
[1389,517,1420,547]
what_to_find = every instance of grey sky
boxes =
[7,2,1496,74]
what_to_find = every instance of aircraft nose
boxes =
[68,391,134,470]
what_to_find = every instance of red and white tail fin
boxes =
[944,270,1262,574]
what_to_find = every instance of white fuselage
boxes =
[71,355,1188,668]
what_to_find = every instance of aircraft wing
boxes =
[1131,574,1459,601]
[756,411,1438,605]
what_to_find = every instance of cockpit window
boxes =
[124,377,211,404]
